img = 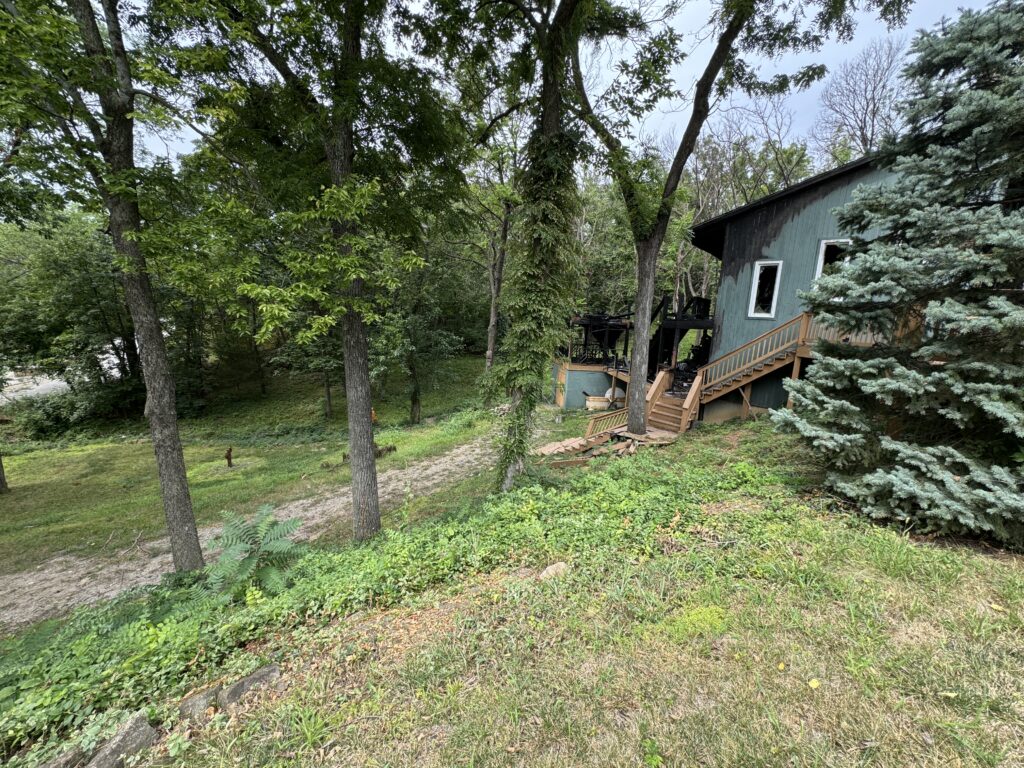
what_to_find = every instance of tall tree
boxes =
[0,372,7,494]
[0,0,203,570]
[573,0,911,435]
[467,0,586,488]
[776,0,1024,544]
[812,36,907,165]
[468,110,527,371]
[155,0,466,538]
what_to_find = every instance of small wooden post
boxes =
[225,447,233,468]
[786,356,804,410]
[798,312,812,345]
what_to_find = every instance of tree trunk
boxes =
[485,294,500,371]
[627,238,660,434]
[318,2,380,541]
[0,452,8,493]
[119,311,141,381]
[496,0,582,490]
[323,371,333,418]
[485,202,511,371]
[409,355,422,425]
[249,301,266,395]
[341,297,381,541]
[109,199,204,572]
[65,0,203,572]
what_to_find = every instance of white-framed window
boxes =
[748,259,783,319]
[814,239,852,280]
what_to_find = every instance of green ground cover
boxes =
[0,357,488,572]
[2,420,1021,767]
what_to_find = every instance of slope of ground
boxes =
[0,431,496,630]
[0,357,486,573]
[2,421,1021,768]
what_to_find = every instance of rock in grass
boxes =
[40,746,86,768]
[178,684,222,723]
[538,562,569,580]
[84,712,156,768]
[216,665,281,708]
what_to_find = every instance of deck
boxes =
[577,311,880,440]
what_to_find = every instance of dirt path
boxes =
[0,434,497,632]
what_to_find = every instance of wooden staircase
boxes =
[584,312,878,439]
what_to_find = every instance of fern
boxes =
[206,506,305,601]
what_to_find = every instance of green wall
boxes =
[710,166,895,361]
[551,364,617,410]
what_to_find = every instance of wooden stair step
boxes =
[652,404,683,416]
[650,418,681,432]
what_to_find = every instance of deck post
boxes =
[798,312,811,345]
[786,356,804,409]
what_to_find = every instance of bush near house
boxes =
[776,0,1024,543]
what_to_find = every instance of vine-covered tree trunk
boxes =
[496,0,582,490]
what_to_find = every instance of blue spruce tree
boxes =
[775,0,1024,544]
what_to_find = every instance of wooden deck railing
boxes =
[584,312,879,438]
[803,314,880,346]
[585,407,628,438]
[678,369,703,432]
[699,312,880,401]
[701,314,805,394]
[644,369,672,419]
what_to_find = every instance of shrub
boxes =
[206,507,305,601]
[8,382,143,438]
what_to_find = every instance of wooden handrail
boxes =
[678,370,703,432]
[644,369,672,419]
[578,312,884,439]
[585,407,628,438]
[698,311,883,402]
[701,314,805,394]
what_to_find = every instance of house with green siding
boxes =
[554,157,895,439]
[690,157,895,423]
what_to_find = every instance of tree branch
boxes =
[476,98,529,146]
[570,45,644,237]
[659,10,750,229]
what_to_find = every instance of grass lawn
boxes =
[150,421,1022,768]
[0,356,490,573]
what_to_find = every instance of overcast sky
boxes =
[143,0,993,162]
[642,0,993,143]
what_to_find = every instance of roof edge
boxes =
[690,156,875,258]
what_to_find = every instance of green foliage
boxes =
[0,440,776,763]
[206,507,305,601]
[5,384,143,439]
[491,131,582,484]
[0,214,141,388]
[775,0,1024,544]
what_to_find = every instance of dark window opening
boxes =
[752,263,779,316]
[819,241,850,278]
